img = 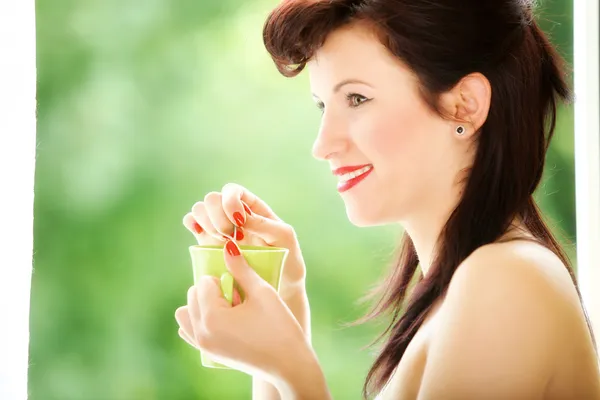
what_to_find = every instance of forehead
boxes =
[308,23,383,74]
[307,23,413,91]
[314,23,383,61]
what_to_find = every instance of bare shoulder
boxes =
[416,239,599,399]
[455,239,579,308]
[448,239,588,347]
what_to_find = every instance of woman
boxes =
[174,0,600,398]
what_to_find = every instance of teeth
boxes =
[339,165,372,182]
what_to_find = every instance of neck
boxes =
[402,200,458,278]
[403,205,529,278]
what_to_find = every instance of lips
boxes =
[332,163,373,176]
[335,164,374,193]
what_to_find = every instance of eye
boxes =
[346,93,369,108]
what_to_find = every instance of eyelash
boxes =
[346,93,369,108]
[316,93,370,112]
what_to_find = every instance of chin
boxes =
[345,206,388,227]
[344,194,407,227]
[347,216,373,227]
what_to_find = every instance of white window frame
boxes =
[574,0,600,347]
[0,0,37,398]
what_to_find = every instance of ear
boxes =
[439,72,492,136]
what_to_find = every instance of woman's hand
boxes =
[175,239,314,386]
[182,183,306,292]
[182,183,311,340]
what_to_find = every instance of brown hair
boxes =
[262,1,596,398]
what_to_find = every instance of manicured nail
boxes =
[225,240,241,257]
[235,228,244,241]
[193,222,203,234]
[233,211,245,227]
[243,202,252,216]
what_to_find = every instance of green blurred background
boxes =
[31,0,577,399]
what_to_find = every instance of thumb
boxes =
[242,212,297,249]
[223,239,267,295]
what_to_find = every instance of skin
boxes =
[307,21,599,399]
[178,184,330,399]
[176,21,600,399]
[308,21,491,276]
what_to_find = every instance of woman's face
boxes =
[308,22,464,227]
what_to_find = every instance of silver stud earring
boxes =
[456,125,466,136]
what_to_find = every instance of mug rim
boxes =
[189,244,289,253]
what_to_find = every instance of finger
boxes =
[196,276,231,311]
[232,287,242,307]
[242,212,298,249]
[175,305,196,341]
[178,328,200,349]
[187,285,203,338]
[191,201,225,241]
[221,183,282,222]
[204,191,241,240]
[224,239,268,295]
[183,212,204,236]
[183,213,224,246]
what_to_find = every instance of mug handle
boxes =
[219,272,234,305]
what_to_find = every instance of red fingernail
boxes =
[235,228,244,241]
[193,222,203,234]
[233,211,245,227]
[243,203,252,216]
[225,240,241,257]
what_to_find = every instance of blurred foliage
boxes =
[30,0,576,399]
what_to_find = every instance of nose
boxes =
[311,111,349,161]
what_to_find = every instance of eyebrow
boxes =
[312,78,373,98]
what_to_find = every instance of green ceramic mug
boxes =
[188,244,289,369]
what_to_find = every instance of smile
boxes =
[337,165,374,193]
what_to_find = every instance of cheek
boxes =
[355,107,428,172]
